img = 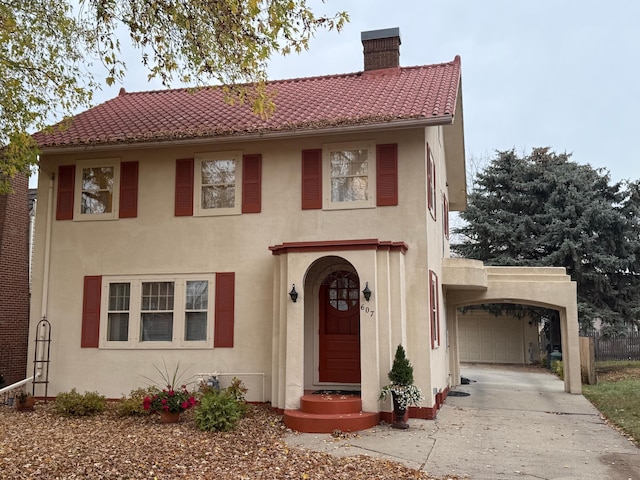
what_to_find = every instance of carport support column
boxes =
[560,305,581,393]
[448,303,461,387]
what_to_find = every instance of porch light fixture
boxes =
[362,282,372,302]
[289,284,298,303]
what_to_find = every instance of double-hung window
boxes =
[74,160,121,220]
[140,281,175,341]
[81,166,115,214]
[107,283,130,342]
[195,151,242,216]
[185,280,208,341]
[323,141,376,210]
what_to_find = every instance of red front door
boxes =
[319,271,361,383]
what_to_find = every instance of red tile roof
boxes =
[34,56,461,149]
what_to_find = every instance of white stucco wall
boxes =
[29,126,454,410]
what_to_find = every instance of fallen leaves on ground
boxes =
[597,366,640,383]
[0,403,450,479]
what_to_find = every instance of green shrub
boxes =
[226,377,250,415]
[551,360,564,379]
[54,388,106,416]
[194,390,243,432]
[117,386,159,417]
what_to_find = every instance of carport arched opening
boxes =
[443,260,581,394]
[456,303,562,367]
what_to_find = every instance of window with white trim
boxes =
[74,160,120,220]
[427,144,436,220]
[323,141,376,209]
[100,275,213,348]
[429,270,440,349]
[107,283,130,342]
[195,151,242,216]
[443,193,450,239]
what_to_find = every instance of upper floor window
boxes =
[443,193,450,239]
[75,160,120,220]
[323,141,376,210]
[81,166,114,214]
[56,160,138,221]
[427,144,437,220]
[195,151,243,216]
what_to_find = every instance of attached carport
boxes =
[443,258,581,393]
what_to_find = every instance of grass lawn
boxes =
[582,360,640,443]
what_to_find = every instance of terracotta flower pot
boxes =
[159,411,181,424]
[15,396,35,412]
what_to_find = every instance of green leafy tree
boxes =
[0,0,348,192]
[453,147,640,333]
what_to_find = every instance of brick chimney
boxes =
[361,27,401,71]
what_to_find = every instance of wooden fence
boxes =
[587,332,640,361]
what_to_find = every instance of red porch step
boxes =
[284,393,379,433]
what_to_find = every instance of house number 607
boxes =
[361,305,375,317]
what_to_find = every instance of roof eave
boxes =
[36,115,454,155]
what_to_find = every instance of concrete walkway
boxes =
[284,364,640,479]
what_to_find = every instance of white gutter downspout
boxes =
[35,169,55,380]
[41,170,54,317]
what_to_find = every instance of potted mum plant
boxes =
[379,344,423,429]
[142,360,197,423]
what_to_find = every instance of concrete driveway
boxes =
[285,364,640,479]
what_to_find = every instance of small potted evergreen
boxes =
[379,344,423,429]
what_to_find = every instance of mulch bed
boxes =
[0,403,453,479]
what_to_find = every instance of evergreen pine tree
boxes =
[388,345,414,385]
[453,147,640,333]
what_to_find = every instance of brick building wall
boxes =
[0,173,30,385]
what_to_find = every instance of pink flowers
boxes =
[143,385,197,414]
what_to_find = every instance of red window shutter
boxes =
[214,272,235,347]
[81,275,102,348]
[301,149,322,210]
[376,143,398,206]
[56,165,75,220]
[119,161,138,218]
[242,154,262,213]
[175,158,194,216]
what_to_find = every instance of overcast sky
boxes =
[40,1,640,187]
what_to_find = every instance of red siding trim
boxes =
[376,143,398,206]
[175,158,194,216]
[119,161,138,218]
[81,275,102,348]
[242,154,262,213]
[214,272,235,348]
[301,149,322,210]
[56,165,75,220]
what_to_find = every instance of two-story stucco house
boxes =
[29,28,581,432]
